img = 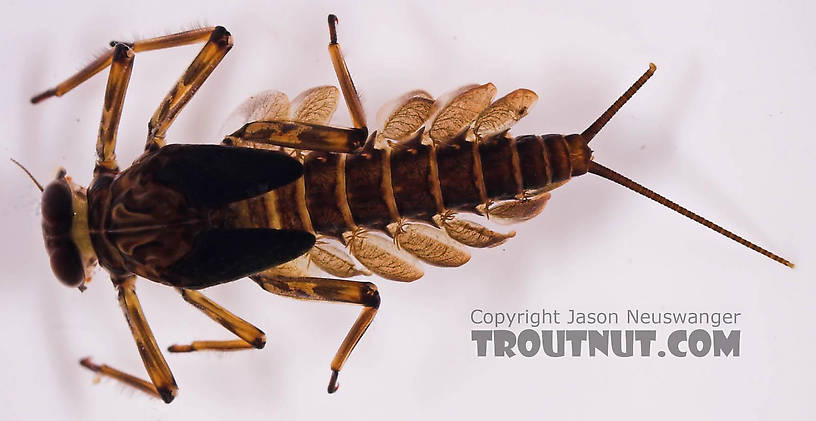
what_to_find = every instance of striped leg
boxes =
[95,43,134,174]
[30,26,233,152]
[167,288,266,353]
[81,276,178,403]
[32,26,224,103]
[220,15,370,153]
[251,272,380,393]
[145,27,232,149]
[223,121,367,153]
[327,14,366,130]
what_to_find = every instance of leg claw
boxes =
[328,370,340,394]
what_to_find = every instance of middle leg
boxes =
[224,15,368,153]
[222,14,370,154]
[167,288,267,353]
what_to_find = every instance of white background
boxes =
[1,1,814,420]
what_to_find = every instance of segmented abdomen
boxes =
[224,85,572,282]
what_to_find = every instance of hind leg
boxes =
[252,272,380,393]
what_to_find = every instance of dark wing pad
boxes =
[169,228,315,289]
[151,144,303,208]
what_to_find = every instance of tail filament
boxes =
[589,161,793,268]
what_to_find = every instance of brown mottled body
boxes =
[30,23,323,404]
[304,153,347,238]
[225,132,583,243]
[391,141,439,220]
[29,13,793,406]
[345,148,391,230]
[436,138,484,212]
[88,144,310,290]
[88,158,204,282]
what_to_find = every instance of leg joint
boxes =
[210,26,233,48]
[361,282,380,309]
[111,42,134,59]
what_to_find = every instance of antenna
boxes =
[10,158,44,192]
[588,161,793,268]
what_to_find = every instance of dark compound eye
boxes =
[41,179,84,287]
[42,179,72,228]
[47,241,85,287]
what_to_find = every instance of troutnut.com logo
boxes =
[470,309,741,358]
